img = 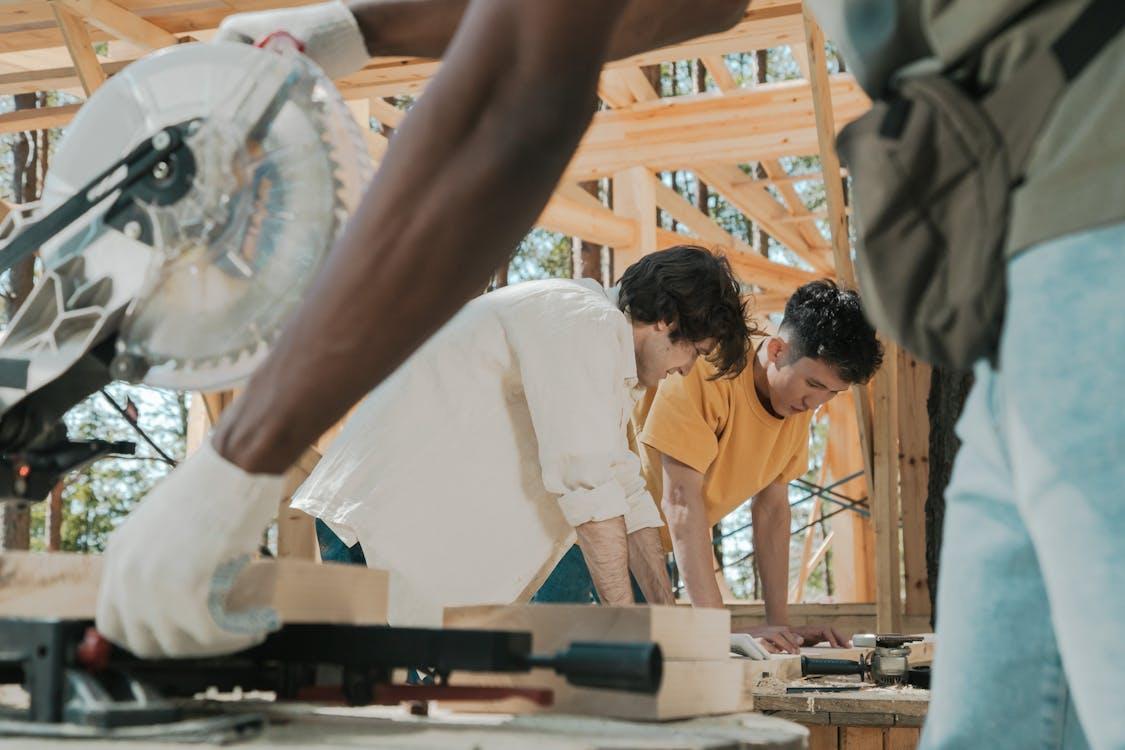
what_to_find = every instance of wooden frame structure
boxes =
[0,0,931,631]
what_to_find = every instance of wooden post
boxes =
[801,6,877,497]
[611,165,656,279]
[897,348,932,618]
[47,482,64,551]
[871,340,901,633]
[826,393,875,602]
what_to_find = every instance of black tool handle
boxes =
[801,656,865,677]
[530,642,663,694]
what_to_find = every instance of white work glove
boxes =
[97,440,284,658]
[213,0,370,80]
[730,633,770,661]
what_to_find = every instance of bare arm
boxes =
[351,0,748,61]
[215,0,748,473]
[752,481,792,626]
[575,517,633,605]
[627,527,674,605]
[660,454,726,609]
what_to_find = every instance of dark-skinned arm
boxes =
[214,0,750,473]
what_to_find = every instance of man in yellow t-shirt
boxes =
[534,280,883,656]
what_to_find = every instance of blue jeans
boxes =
[315,518,367,566]
[920,223,1125,750]
[532,544,650,603]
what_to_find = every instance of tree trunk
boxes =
[576,181,605,283]
[924,367,974,622]
[754,50,771,255]
[1,92,43,552]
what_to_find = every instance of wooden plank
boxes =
[0,55,128,93]
[612,164,657,276]
[0,102,80,133]
[840,727,885,750]
[0,552,389,624]
[752,687,929,718]
[896,348,931,619]
[808,724,841,750]
[537,189,635,249]
[758,157,835,273]
[871,341,901,633]
[444,604,730,660]
[801,6,852,289]
[49,2,105,95]
[823,392,875,604]
[446,659,745,721]
[55,0,177,50]
[443,605,740,720]
[277,446,321,561]
[610,66,659,102]
[650,170,818,291]
[366,96,405,129]
[700,54,737,92]
[696,163,831,266]
[886,726,922,750]
[569,76,869,181]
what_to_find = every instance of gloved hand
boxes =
[96,440,285,658]
[730,632,770,660]
[213,0,371,80]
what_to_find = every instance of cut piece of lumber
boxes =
[0,552,388,625]
[443,604,731,660]
[444,658,745,721]
[442,604,739,720]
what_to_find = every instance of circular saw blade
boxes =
[40,42,372,391]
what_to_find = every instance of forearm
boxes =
[350,0,747,61]
[752,485,792,626]
[662,476,724,609]
[215,0,619,471]
[627,527,674,605]
[576,517,633,605]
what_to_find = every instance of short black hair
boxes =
[618,245,757,378]
[780,279,883,384]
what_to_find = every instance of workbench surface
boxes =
[1,701,809,749]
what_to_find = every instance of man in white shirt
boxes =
[291,245,750,625]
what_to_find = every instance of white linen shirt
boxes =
[292,278,664,626]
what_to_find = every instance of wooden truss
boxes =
[0,0,931,629]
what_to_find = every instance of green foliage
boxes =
[28,385,187,552]
[509,229,572,281]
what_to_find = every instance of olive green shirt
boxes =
[923,0,1125,256]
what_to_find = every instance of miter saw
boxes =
[0,40,371,501]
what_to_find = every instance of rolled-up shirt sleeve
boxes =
[506,291,646,529]
[616,450,665,533]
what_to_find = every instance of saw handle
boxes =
[801,656,865,677]
[528,642,663,695]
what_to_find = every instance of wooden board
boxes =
[726,602,931,636]
[0,552,388,625]
[800,638,935,666]
[444,604,730,660]
[442,605,740,720]
[444,658,746,721]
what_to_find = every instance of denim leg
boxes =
[920,366,1083,750]
[531,544,648,603]
[532,545,597,603]
[1002,223,1125,749]
[315,518,367,566]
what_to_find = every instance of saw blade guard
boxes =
[39,42,373,391]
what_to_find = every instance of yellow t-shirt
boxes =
[634,358,811,551]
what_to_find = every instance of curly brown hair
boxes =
[617,245,758,378]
